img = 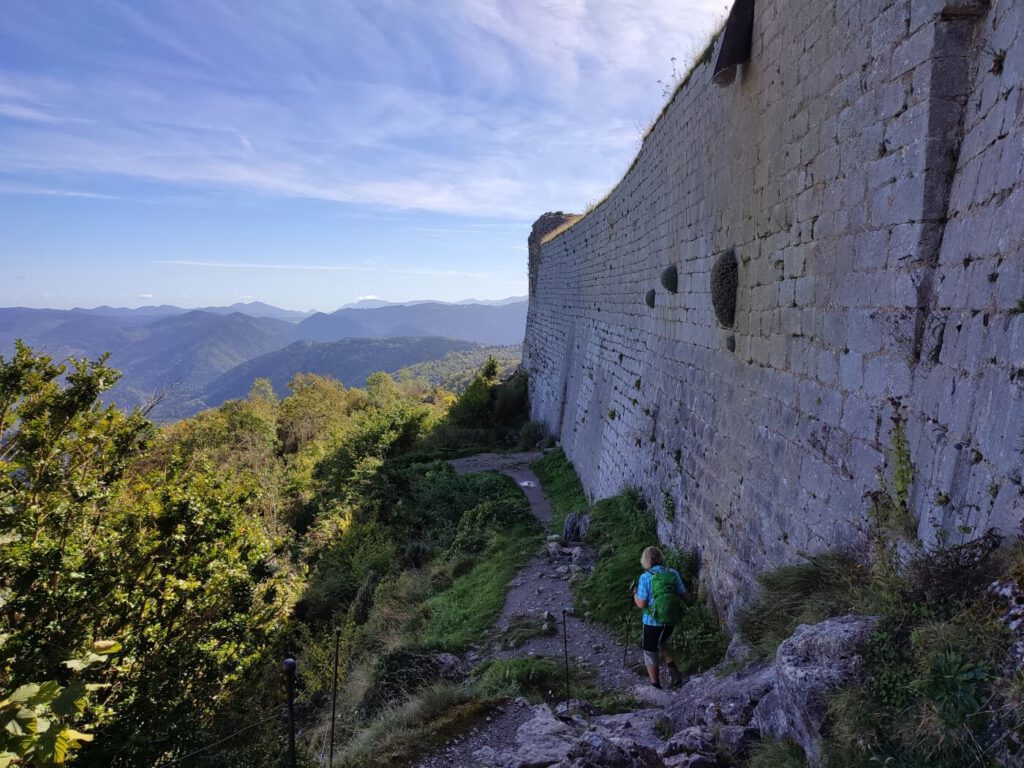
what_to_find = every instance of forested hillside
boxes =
[0,342,536,767]
[198,337,493,414]
[0,302,528,420]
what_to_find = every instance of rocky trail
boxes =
[414,451,663,768]
[412,453,904,768]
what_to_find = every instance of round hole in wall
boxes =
[645,289,656,309]
[660,265,678,293]
[711,249,738,328]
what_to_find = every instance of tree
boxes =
[0,343,294,767]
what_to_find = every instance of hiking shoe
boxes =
[650,680,662,690]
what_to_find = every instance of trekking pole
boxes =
[328,628,340,767]
[561,609,570,704]
[623,580,636,669]
[621,604,634,669]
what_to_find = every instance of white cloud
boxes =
[138,293,154,299]
[0,1,727,218]
[154,259,494,279]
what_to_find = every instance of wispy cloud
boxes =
[0,1,726,218]
[154,259,494,279]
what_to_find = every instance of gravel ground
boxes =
[411,452,647,768]
[413,697,535,768]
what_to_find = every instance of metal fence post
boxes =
[328,629,340,767]
[284,657,297,768]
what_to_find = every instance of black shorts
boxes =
[641,623,674,653]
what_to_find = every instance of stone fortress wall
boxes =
[523,0,1024,616]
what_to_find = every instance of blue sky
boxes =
[0,0,726,311]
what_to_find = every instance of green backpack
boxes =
[646,569,684,626]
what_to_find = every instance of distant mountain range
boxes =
[339,296,525,309]
[297,302,526,346]
[0,299,527,420]
[198,337,479,414]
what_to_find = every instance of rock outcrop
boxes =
[468,614,879,768]
[754,615,879,766]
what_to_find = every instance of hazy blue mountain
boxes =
[453,296,527,306]
[339,298,402,309]
[295,301,527,345]
[102,311,298,415]
[0,308,85,355]
[1,300,528,420]
[197,336,480,413]
[195,301,314,321]
[71,305,187,319]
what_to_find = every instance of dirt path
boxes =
[414,452,649,768]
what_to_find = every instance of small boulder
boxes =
[555,699,600,720]
[557,731,663,768]
[666,662,774,730]
[562,513,590,543]
[505,704,578,768]
[592,709,668,752]
[662,726,714,757]
[753,614,878,768]
[563,512,581,542]
[433,652,464,681]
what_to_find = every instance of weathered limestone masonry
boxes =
[524,0,1024,616]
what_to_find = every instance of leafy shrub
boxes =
[737,553,871,658]
[359,650,443,719]
[474,657,564,702]
[337,683,482,768]
[517,420,550,450]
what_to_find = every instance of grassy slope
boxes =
[418,520,542,651]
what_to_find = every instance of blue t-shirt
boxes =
[637,565,686,626]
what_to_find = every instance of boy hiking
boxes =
[632,545,686,688]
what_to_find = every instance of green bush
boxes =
[736,553,871,658]
[474,657,564,702]
[337,683,483,768]
[473,657,638,713]
[517,420,550,450]
[742,539,1021,768]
